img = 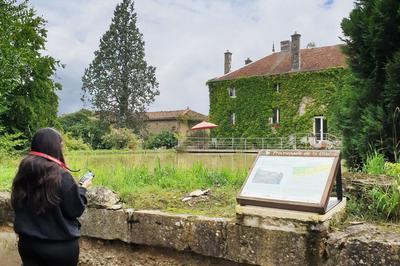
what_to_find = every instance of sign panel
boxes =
[237,150,341,213]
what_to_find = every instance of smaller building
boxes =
[144,108,208,137]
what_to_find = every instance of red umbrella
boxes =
[191,121,218,130]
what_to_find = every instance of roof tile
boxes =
[214,44,346,81]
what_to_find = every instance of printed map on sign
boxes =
[240,156,335,204]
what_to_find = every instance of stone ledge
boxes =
[325,223,400,266]
[2,191,400,265]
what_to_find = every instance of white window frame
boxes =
[230,113,236,125]
[272,108,280,124]
[228,87,236,98]
[313,116,327,142]
[273,83,280,92]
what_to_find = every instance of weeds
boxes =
[363,151,386,175]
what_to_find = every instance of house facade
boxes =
[144,108,208,137]
[208,33,349,143]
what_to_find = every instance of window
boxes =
[272,108,279,124]
[273,83,280,92]
[314,116,327,142]
[229,113,236,125]
[228,87,236,98]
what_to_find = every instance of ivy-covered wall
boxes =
[208,67,350,138]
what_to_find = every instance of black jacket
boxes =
[13,170,87,240]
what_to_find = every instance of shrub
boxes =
[0,128,26,153]
[58,109,111,149]
[101,127,138,150]
[62,133,91,151]
[144,131,178,149]
[385,162,400,177]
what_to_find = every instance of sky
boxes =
[28,0,355,116]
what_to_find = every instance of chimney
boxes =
[224,50,232,74]
[245,57,252,65]
[280,40,290,52]
[291,32,301,71]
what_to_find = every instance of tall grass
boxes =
[363,151,386,175]
[353,151,400,221]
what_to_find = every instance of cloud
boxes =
[28,0,354,115]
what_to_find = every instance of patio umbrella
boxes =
[190,121,218,148]
[191,121,218,130]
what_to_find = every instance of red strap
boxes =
[29,151,67,169]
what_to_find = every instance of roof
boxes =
[146,108,208,121]
[213,44,347,81]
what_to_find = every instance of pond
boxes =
[66,151,257,172]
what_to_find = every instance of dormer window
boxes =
[273,83,280,92]
[228,87,236,98]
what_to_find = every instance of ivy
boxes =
[208,68,351,138]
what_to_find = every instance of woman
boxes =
[11,128,91,266]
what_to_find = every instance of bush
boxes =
[101,127,138,150]
[385,162,400,177]
[62,133,91,151]
[144,131,178,149]
[0,128,26,153]
[58,109,111,149]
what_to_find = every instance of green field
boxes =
[0,151,251,217]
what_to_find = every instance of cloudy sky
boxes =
[29,0,355,115]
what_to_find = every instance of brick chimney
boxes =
[245,57,252,65]
[224,50,232,74]
[291,32,301,71]
[280,40,290,52]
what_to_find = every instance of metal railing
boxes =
[178,133,341,151]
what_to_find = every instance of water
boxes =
[66,151,257,171]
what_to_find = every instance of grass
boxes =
[0,151,248,217]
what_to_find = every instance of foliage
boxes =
[385,162,400,177]
[61,132,90,151]
[144,131,178,149]
[101,127,138,150]
[362,151,386,175]
[0,0,61,138]
[369,180,400,220]
[81,0,159,132]
[339,0,400,167]
[349,152,400,221]
[58,109,110,149]
[208,68,349,138]
[0,127,25,153]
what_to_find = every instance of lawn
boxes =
[0,151,248,218]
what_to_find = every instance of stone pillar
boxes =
[224,50,232,74]
[280,40,290,52]
[291,32,301,71]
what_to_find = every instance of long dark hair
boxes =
[11,128,65,214]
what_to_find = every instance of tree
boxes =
[82,0,159,133]
[58,109,110,149]
[0,0,61,139]
[338,0,400,166]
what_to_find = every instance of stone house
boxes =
[144,108,208,137]
[207,32,348,144]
